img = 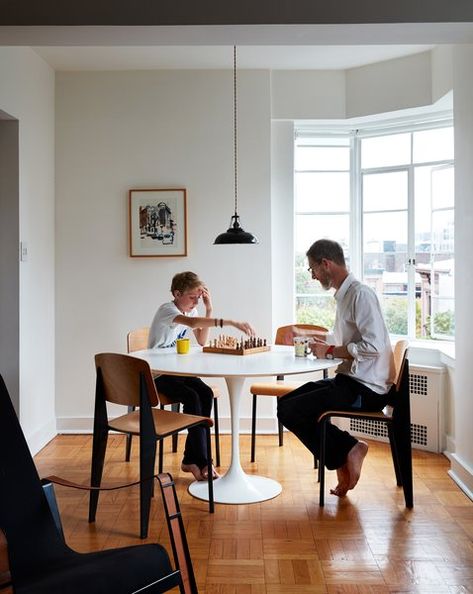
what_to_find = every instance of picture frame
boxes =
[129,188,187,257]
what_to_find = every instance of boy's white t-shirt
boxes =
[148,301,197,348]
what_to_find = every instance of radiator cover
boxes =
[337,364,445,453]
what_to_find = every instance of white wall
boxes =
[450,45,473,498]
[345,51,432,118]
[55,69,272,429]
[0,47,56,453]
[271,71,345,120]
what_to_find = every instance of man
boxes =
[277,239,395,497]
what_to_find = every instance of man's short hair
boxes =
[171,271,203,294]
[306,239,346,266]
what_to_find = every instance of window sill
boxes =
[403,338,455,368]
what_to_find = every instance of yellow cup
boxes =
[176,338,190,354]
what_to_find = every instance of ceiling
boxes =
[2,21,472,72]
[32,44,435,71]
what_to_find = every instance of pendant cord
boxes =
[233,45,238,218]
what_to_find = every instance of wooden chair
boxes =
[249,324,328,463]
[89,353,214,540]
[0,372,199,594]
[317,340,413,507]
[126,327,221,467]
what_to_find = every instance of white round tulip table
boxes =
[132,345,338,505]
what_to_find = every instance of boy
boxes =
[149,271,255,480]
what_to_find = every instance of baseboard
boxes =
[448,452,473,501]
[56,416,280,435]
[27,419,57,456]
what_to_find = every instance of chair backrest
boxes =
[0,374,68,578]
[275,324,328,346]
[127,327,150,353]
[392,339,409,392]
[95,353,159,408]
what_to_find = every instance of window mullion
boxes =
[351,133,362,278]
[407,162,416,339]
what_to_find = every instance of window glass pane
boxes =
[432,209,454,253]
[361,133,411,169]
[363,212,408,259]
[414,165,434,253]
[413,127,454,163]
[295,172,350,212]
[296,293,337,329]
[432,165,454,210]
[295,214,349,255]
[363,171,408,212]
[431,297,455,338]
[295,146,350,171]
[382,294,409,336]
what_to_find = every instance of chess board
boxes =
[203,335,270,355]
[202,345,270,356]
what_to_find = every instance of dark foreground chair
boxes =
[317,340,413,508]
[0,373,198,594]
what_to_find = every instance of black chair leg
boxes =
[125,434,133,461]
[278,419,284,447]
[393,420,413,508]
[318,418,328,506]
[139,439,157,539]
[213,397,220,467]
[171,402,180,453]
[88,428,108,523]
[205,427,214,513]
[158,438,164,474]
[250,394,257,462]
[125,405,135,461]
[387,423,402,486]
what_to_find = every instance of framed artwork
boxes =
[129,188,187,257]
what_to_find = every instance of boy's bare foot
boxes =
[181,463,204,481]
[330,464,350,497]
[201,464,220,480]
[346,440,368,490]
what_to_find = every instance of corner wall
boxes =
[0,47,56,453]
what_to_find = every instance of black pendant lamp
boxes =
[214,46,258,245]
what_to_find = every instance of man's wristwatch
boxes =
[325,345,335,360]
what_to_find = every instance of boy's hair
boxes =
[171,271,203,294]
[306,239,346,266]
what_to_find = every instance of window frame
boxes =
[294,116,454,342]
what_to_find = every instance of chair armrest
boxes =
[42,474,159,492]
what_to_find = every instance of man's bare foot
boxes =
[330,464,351,497]
[346,440,368,490]
[181,463,204,481]
[201,464,220,480]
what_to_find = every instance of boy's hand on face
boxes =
[201,286,213,311]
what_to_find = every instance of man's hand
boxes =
[309,341,331,359]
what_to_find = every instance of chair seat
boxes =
[109,408,213,439]
[16,543,178,594]
[318,405,394,423]
[249,380,306,397]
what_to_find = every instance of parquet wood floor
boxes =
[33,434,473,593]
